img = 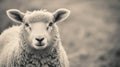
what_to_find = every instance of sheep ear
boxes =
[53,8,70,23]
[6,9,25,23]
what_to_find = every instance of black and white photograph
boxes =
[0,0,120,67]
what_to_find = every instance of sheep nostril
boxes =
[35,38,44,43]
[40,38,44,42]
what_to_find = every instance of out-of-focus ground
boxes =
[0,0,120,67]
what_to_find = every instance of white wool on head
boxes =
[24,10,54,23]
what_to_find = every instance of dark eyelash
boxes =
[47,27,49,30]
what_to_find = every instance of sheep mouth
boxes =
[36,43,45,46]
[32,42,47,50]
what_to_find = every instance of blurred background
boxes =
[0,0,120,67]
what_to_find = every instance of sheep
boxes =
[0,8,70,67]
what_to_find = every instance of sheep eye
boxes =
[48,22,53,26]
[25,23,29,27]
[47,22,53,30]
[25,23,31,30]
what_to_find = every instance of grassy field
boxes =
[0,0,120,67]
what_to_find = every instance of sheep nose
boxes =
[35,37,44,44]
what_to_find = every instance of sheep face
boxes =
[6,8,70,50]
[23,11,54,50]
[24,22,51,50]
